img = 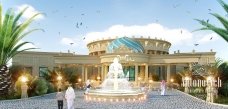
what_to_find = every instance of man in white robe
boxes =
[65,86,75,109]
[160,80,166,95]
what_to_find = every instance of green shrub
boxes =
[215,95,228,104]
[193,87,205,94]
[30,78,48,96]
[47,82,55,93]
[219,81,228,97]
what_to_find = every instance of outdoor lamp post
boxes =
[78,78,82,89]
[184,76,191,93]
[57,75,62,90]
[78,78,82,82]
[97,76,101,84]
[206,76,215,102]
[170,78,174,90]
[149,79,153,90]
[21,76,28,99]
[138,77,141,87]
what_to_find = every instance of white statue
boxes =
[101,57,131,90]
[107,57,125,78]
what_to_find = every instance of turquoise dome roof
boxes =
[106,37,144,53]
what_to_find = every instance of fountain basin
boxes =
[85,89,146,102]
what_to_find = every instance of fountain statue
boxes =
[85,56,146,102]
[101,57,131,91]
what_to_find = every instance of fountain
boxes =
[85,57,146,102]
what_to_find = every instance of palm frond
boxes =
[0,4,2,31]
[215,58,223,67]
[210,13,228,31]
[195,0,228,44]
[6,41,37,63]
[217,0,228,14]
[195,19,228,42]
[0,4,40,65]
[12,7,28,31]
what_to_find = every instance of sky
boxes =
[2,0,228,61]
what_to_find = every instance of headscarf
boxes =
[65,86,75,100]
[161,80,166,86]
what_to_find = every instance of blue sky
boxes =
[2,0,228,61]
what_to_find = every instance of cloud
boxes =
[197,33,219,44]
[84,23,193,45]
[60,37,87,54]
[17,4,44,20]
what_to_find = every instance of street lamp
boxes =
[21,76,28,83]
[138,77,141,87]
[170,78,174,90]
[20,76,28,99]
[206,76,215,102]
[149,79,153,90]
[57,75,62,90]
[57,75,63,81]
[97,76,101,80]
[78,78,82,82]
[97,76,101,84]
[77,78,82,89]
[170,78,174,83]
[184,76,191,93]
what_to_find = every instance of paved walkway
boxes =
[0,90,227,109]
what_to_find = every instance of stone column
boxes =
[81,65,85,82]
[166,64,171,83]
[85,66,88,82]
[189,63,192,71]
[104,65,108,79]
[135,64,138,86]
[98,66,101,77]
[145,64,148,82]
[139,66,145,80]
[98,66,101,82]
[101,65,104,81]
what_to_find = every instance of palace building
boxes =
[12,36,216,84]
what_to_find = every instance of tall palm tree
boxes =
[195,0,228,43]
[0,5,40,95]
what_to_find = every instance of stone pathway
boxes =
[0,90,227,109]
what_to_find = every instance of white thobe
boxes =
[65,87,75,109]
[161,84,165,95]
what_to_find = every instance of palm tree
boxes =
[178,68,192,78]
[195,0,228,43]
[206,58,222,76]
[0,5,40,95]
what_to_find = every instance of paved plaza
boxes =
[0,90,227,109]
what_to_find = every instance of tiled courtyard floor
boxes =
[0,90,227,109]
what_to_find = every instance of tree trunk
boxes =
[0,65,11,95]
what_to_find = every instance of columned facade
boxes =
[12,36,216,86]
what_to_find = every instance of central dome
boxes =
[106,37,144,53]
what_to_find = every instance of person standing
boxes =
[160,80,166,96]
[65,85,75,109]
[84,80,91,94]
[56,88,64,109]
